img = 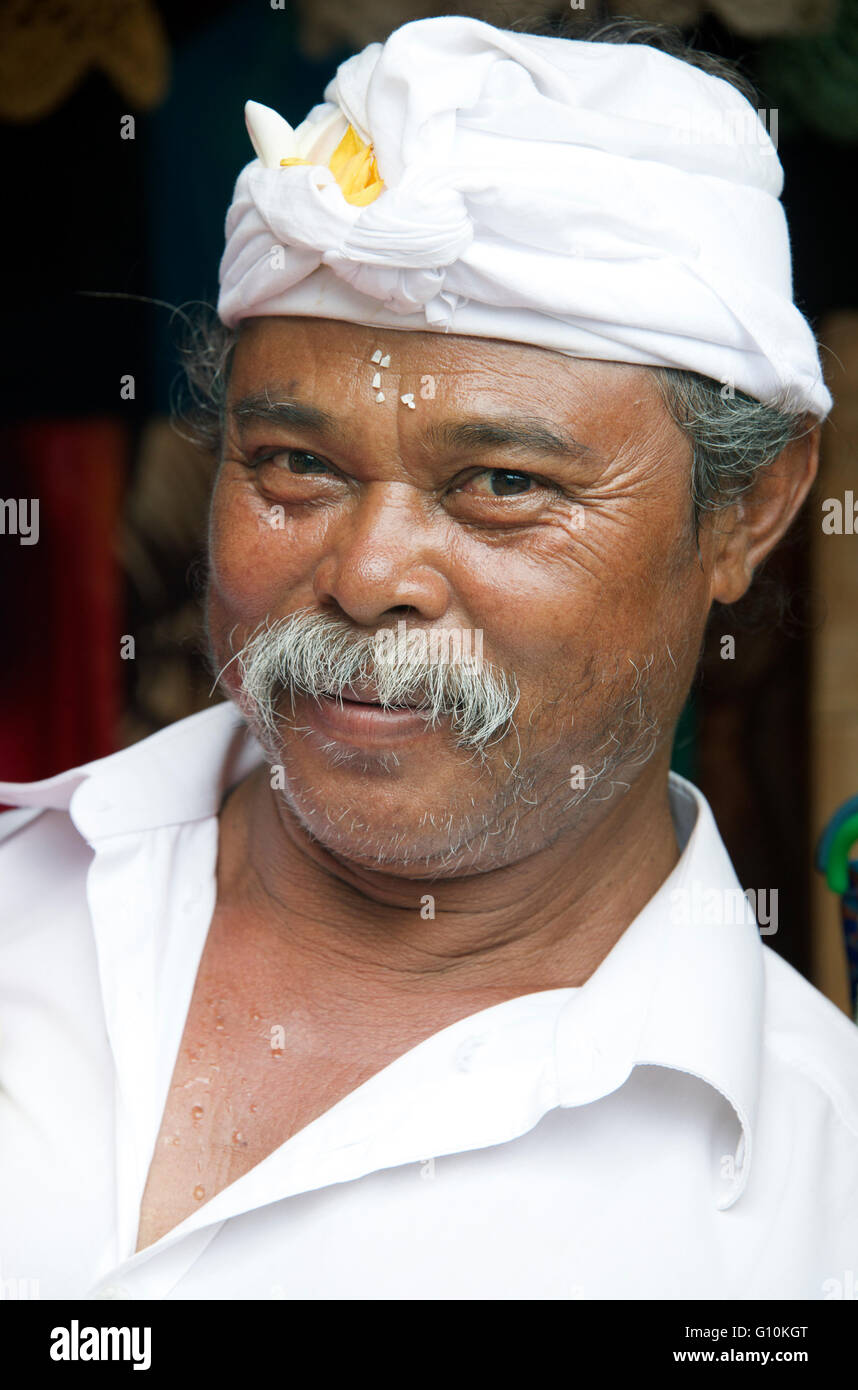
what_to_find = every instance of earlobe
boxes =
[709,544,754,606]
[700,504,751,606]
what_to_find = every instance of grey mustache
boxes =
[231,608,520,755]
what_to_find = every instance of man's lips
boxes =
[302,684,435,746]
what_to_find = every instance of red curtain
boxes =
[0,419,126,784]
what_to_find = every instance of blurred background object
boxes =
[0,0,170,121]
[0,0,855,1010]
[810,313,858,1016]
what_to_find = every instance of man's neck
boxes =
[214,757,680,1007]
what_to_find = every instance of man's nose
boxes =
[310,481,450,628]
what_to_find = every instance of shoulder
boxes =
[761,942,858,1143]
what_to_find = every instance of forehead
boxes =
[229,315,666,420]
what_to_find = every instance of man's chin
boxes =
[278,785,483,877]
[262,733,524,877]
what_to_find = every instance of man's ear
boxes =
[706,419,821,605]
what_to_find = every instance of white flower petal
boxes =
[245,101,296,169]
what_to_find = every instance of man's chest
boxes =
[134,996,389,1252]
[133,920,448,1253]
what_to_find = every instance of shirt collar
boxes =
[554,774,763,1210]
[0,701,762,1211]
[0,702,258,832]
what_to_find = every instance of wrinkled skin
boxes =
[207,317,817,904]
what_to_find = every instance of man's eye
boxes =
[464,469,537,497]
[255,449,331,474]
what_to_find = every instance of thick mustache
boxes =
[227,609,520,754]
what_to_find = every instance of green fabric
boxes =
[755,0,858,141]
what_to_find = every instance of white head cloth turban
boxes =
[218,15,831,418]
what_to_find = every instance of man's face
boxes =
[207,316,713,874]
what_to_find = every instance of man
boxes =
[1,15,856,1300]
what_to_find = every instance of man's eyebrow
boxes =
[422,415,593,462]
[230,393,346,441]
[230,395,593,463]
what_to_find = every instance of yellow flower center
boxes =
[280,124,384,206]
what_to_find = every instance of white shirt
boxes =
[1,702,856,1301]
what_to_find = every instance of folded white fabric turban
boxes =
[218,15,831,418]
